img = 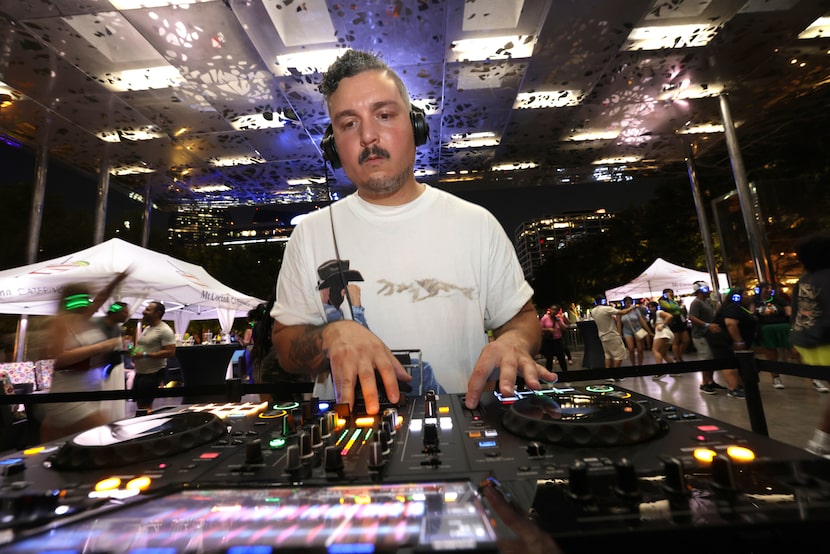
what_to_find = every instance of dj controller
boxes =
[1,383,828,552]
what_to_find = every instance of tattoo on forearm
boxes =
[288,326,327,371]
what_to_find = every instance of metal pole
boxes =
[94,152,110,244]
[685,142,722,302]
[16,117,50,361]
[718,94,773,285]
[141,176,152,248]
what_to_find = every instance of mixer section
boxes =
[1,384,828,552]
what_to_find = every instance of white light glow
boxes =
[592,156,641,165]
[566,130,619,141]
[450,36,535,61]
[191,184,231,193]
[514,90,583,109]
[210,156,265,167]
[658,82,723,101]
[111,165,155,176]
[109,1,208,8]
[97,127,165,142]
[446,137,500,149]
[492,162,538,171]
[229,113,286,131]
[274,49,346,76]
[624,24,721,50]
[799,16,830,39]
[101,65,185,92]
[677,123,728,134]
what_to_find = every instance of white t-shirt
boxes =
[272,185,533,394]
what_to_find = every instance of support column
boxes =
[94,152,110,244]
[718,94,774,285]
[141,176,152,248]
[685,142,724,301]
[16,118,50,361]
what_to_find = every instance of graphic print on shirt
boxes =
[315,259,446,394]
[793,282,821,332]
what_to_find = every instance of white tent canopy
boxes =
[605,258,729,301]
[0,238,263,334]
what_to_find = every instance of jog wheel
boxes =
[49,411,228,470]
[502,394,664,447]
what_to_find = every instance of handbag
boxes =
[635,328,649,340]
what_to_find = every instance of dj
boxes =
[271,50,556,414]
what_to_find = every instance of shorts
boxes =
[654,327,674,342]
[756,322,791,349]
[795,344,830,367]
[692,336,713,359]
[668,317,687,333]
[600,336,628,361]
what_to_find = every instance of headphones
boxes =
[754,285,775,296]
[693,281,710,295]
[729,287,745,303]
[65,293,91,311]
[320,105,429,169]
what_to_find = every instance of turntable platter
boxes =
[48,412,228,470]
[501,393,664,447]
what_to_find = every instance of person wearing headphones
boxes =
[688,281,729,394]
[705,287,756,399]
[753,281,792,389]
[270,50,556,415]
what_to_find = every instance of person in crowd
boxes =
[39,271,128,442]
[241,303,266,383]
[539,305,567,372]
[651,304,676,370]
[705,287,756,399]
[792,232,830,457]
[270,49,555,415]
[132,301,176,416]
[659,288,690,362]
[619,296,652,366]
[753,281,795,389]
[94,301,131,421]
[590,295,635,374]
[687,281,730,394]
[558,306,574,365]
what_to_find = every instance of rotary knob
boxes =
[567,460,592,500]
[526,441,546,457]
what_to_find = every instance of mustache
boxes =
[358,145,390,165]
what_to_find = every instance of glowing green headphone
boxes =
[65,293,91,311]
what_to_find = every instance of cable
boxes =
[325,163,356,320]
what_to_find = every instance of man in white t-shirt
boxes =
[271,50,556,414]
[590,295,634,370]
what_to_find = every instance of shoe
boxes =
[605,378,623,382]
[806,439,830,459]
[727,388,746,399]
[772,377,784,389]
[652,374,666,381]
[812,380,829,393]
[710,382,727,390]
[699,383,719,395]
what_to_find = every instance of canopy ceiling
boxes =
[0,0,828,210]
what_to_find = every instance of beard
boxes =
[361,162,413,196]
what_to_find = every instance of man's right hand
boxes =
[321,320,412,415]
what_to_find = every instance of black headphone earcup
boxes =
[410,105,429,146]
[321,124,341,169]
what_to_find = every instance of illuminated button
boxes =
[726,445,755,462]
[478,440,498,449]
[693,448,717,463]
[697,425,721,432]
[199,452,221,460]
[95,477,121,492]
[585,385,614,393]
[269,437,287,449]
[126,476,152,491]
[439,417,453,430]
[438,406,450,414]
[355,416,376,428]
[468,431,482,438]
[484,429,498,437]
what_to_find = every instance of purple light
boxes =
[0,134,21,148]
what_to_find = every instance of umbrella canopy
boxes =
[605,258,729,301]
[0,238,263,333]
